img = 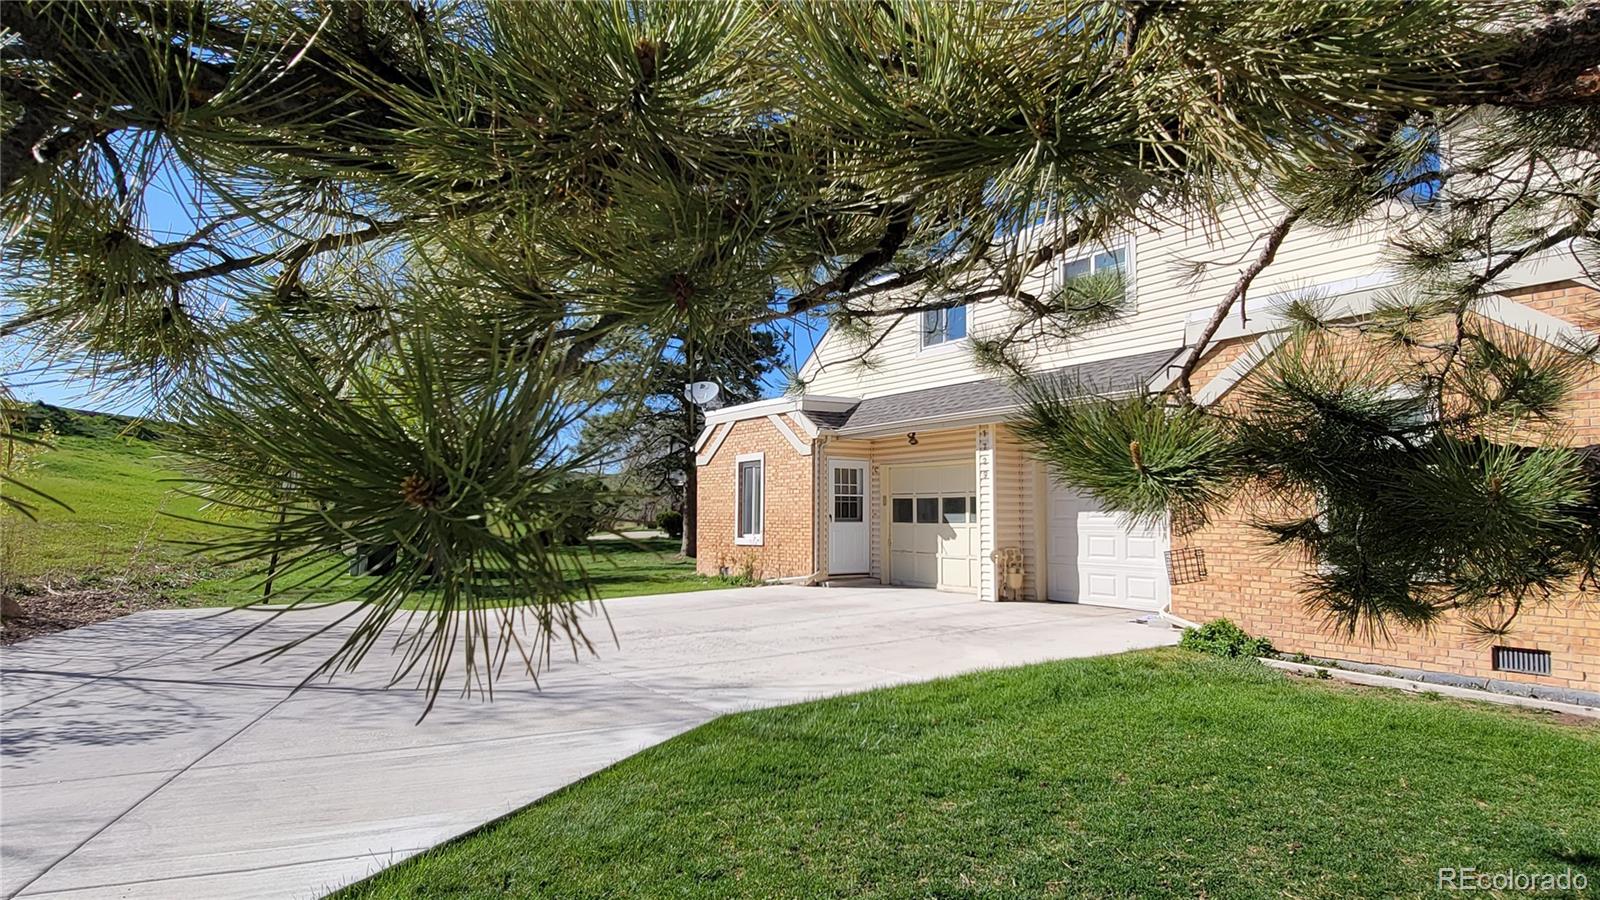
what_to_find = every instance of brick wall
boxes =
[695,415,816,580]
[1171,281,1600,692]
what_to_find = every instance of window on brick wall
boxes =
[735,452,764,545]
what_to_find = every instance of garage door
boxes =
[888,464,978,591]
[1046,482,1169,610]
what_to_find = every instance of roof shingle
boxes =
[830,346,1181,434]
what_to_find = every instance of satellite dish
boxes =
[684,381,721,407]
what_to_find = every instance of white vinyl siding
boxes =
[824,427,976,585]
[821,426,1055,601]
[734,453,764,545]
[800,195,1396,399]
[992,427,1042,600]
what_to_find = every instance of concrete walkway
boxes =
[1,586,1176,899]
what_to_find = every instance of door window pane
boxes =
[892,498,913,523]
[833,467,862,496]
[941,496,967,524]
[916,497,939,523]
[834,495,862,523]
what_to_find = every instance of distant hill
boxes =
[10,402,167,441]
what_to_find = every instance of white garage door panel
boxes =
[1047,482,1170,611]
[888,464,978,593]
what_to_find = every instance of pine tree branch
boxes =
[1471,0,1600,110]
[137,218,411,290]
[784,200,918,316]
[1173,207,1303,404]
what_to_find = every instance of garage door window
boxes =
[941,496,968,524]
[916,497,939,524]
[892,497,913,522]
[735,453,764,545]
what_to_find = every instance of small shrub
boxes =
[655,510,684,539]
[539,474,618,545]
[715,554,761,587]
[1179,618,1273,659]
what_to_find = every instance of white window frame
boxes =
[1059,239,1136,308]
[733,451,765,546]
[919,303,969,351]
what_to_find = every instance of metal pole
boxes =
[681,334,698,558]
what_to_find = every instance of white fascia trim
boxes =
[797,331,831,381]
[694,422,732,467]
[1184,270,1399,346]
[1194,331,1291,407]
[1178,239,1595,349]
[703,396,799,425]
[1188,287,1598,409]
[1478,293,1600,347]
[1484,241,1594,295]
[767,413,812,455]
[691,423,717,454]
[702,394,859,427]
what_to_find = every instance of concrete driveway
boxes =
[1,585,1176,899]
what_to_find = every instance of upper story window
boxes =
[921,304,967,348]
[1058,242,1134,318]
[1062,246,1128,286]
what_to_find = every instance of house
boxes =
[694,197,1600,696]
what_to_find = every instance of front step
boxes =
[821,575,879,588]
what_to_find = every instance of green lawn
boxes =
[180,536,723,607]
[338,650,1599,900]
[4,434,717,608]
[3,435,223,580]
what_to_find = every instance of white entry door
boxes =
[828,460,869,575]
[887,463,978,591]
[1046,482,1169,611]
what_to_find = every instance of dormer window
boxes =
[922,304,967,348]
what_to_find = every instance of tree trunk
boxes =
[681,335,698,559]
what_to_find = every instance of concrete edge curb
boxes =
[1262,658,1600,720]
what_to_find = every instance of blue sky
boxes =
[6,315,824,415]
[6,170,829,415]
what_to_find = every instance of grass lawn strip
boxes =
[336,649,1599,900]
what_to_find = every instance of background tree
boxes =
[4,0,1598,702]
[576,326,784,557]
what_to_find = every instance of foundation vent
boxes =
[1492,646,1552,676]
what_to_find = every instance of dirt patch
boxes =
[0,580,181,645]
